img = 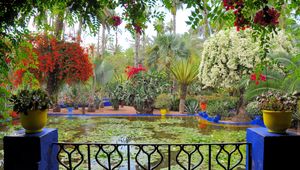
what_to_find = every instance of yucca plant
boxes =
[170,59,199,113]
[185,100,200,114]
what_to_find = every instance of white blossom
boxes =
[199,28,295,88]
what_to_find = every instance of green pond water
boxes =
[0,116,248,169]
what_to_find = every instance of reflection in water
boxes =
[0,116,249,169]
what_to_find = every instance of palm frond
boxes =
[170,59,199,85]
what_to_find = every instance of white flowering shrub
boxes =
[199,28,294,88]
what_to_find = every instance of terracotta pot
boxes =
[262,110,292,133]
[20,110,47,133]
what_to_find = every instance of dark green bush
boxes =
[205,95,238,117]
[245,101,262,119]
[170,96,180,111]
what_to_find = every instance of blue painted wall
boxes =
[247,128,300,170]
[4,128,58,170]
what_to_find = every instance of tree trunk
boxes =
[114,29,118,54]
[82,106,86,114]
[179,84,187,114]
[172,1,176,34]
[101,24,106,57]
[97,27,101,58]
[202,0,212,39]
[54,11,64,40]
[236,87,245,115]
[140,34,146,65]
[134,32,140,67]
[231,87,251,122]
[77,17,83,44]
[46,69,61,112]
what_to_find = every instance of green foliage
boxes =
[185,100,199,114]
[123,70,170,113]
[170,96,180,111]
[205,95,238,117]
[9,89,52,114]
[103,49,134,76]
[170,59,199,86]
[147,34,190,70]
[154,93,172,109]
[245,52,300,100]
[245,101,262,119]
[106,81,124,110]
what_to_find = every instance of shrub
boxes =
[245,101,262,119]
[123,70,170,113]
[154,93,172,109]
[205,95,238,117]
[170,96,180,111]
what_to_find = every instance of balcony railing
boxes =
[54,142,251,170]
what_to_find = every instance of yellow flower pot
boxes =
[160,109,168,115]
[262,110,292,133]
[20,110,47,133]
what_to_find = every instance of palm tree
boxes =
[163,0,183,34]
[96,8,113,58]
[170,59,199,113]
[134,31,141,67]
[147,34,190,73]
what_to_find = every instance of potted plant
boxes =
[256,90,298,133]
[9,89,52,133]
[154,93,172,115]
[64,95,74,114]
[106,82,124,110]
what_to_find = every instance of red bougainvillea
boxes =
[250,73,267,85]
[254,7,280,27]
[234,8,250,31]
[223,1,280,31]
[134,24,142,34]
[33,35,93,84]
[111,16,122,27]
[14,34,93,90]
[223,0,244,11]
[125,64,146,79]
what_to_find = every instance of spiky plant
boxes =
[170,59,199,113]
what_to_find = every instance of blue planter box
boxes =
[102,98,112,106]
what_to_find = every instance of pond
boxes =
[0,116,248,169]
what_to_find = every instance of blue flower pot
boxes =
[67,107,73,114]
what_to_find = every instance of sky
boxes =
[82,6,191,50]
[28,6,191,50]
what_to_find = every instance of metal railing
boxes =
[54,142,251,170]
